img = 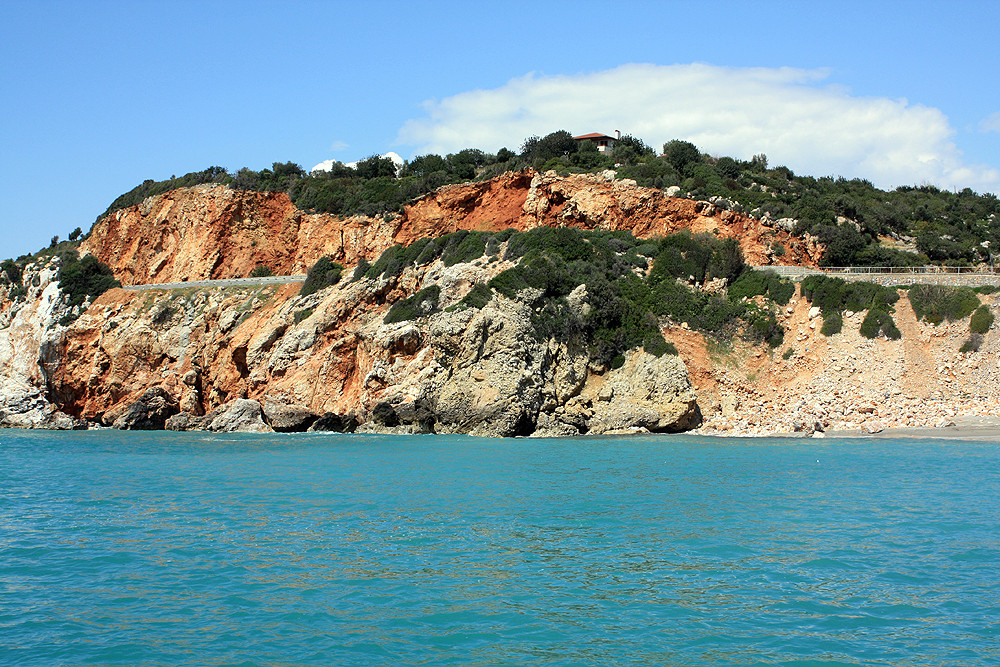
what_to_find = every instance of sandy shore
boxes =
[814,416,1000,440]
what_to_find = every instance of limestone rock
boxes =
[112,387,179,430]
[262,399,317,432]
[308,412,359,432]
[587,350,700,434]
[208,399,271,433]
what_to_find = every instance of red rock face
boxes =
[82,171,819,287]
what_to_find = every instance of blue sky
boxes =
[3,0,999,259]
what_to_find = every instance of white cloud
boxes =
[312,151,404,173]
[397,63,1000,193]
[980,111,1000,134]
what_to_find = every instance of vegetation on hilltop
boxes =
[96,166,231,223]
[78,130,1000,272]
[7,128,1000,293]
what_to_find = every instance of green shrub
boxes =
[960,334,983,353]
[384,285,441,324]
[293,308,314,324]
[782,347,795,360]
[360,227,782,364]
[801,275,899,314]
[351,258,371,282]
[859,309,901,340]
[441,230,488,266]
[821,312,843,336]
[448,283,493,311]
[970,305,994,334]
[300,256,343,296]
[728,269,794,305]
[57,251,120,309]
[974,285,999,295]
[249,265,274,278]
[1,259,22,286]
[908,284,979,324]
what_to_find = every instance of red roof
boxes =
[573,132,616,141]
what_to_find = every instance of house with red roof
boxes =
[573,130,620,153]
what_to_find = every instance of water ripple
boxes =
[0,430,998,665]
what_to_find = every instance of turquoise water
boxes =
[1,431,998,666]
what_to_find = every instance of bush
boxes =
[728,269,794,305]
[384,285,441,324]
[300,256,344,296]
[801,275,899,314]
[1,259,22,286]
[249,265,274,278]
[782,347,795,360]
[859,309,901,340]
[908,285,980,324]
[351,258,371,282]
[57,252,120,310]
[449,283,493,311]
[820,312,843,336]
[960,334,984,353]
[293,308,314,324]
[970,305,994,334]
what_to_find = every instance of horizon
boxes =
[2,0,999,259]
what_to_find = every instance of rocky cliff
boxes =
[5,169,991,437]
[41,251,698,436]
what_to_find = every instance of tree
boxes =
[69,227,83,241]
[496,147,515,162]
[663,140,701,174]
[402,154,447,178]
[355,155,397,179]
[715,157,741,179]
[614,134,655,157]
[521,130,577,161]
[50,235,59,248]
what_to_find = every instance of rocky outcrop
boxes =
[112,386,179,430]
[262,399,317,432]
[404,170,820,267]
[585,351,700,434]
[0,256,82,429]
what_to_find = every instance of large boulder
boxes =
[112,387,179,430]
[308,412,359,432]
[586,350,701,434]
[262,399,317,432]
[431,300,543,437]
[208,399,271,433]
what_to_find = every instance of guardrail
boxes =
[821,266,999,275]
[751,265,1000,287]
[122,275,306,291]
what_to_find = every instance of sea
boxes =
[1,430,998,666]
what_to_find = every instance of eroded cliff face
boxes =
[0,258,83,429]
[408,170,820,267]
[83,170,820,286]
[47,256,699,436]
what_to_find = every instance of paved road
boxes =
[121,275,306,291]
